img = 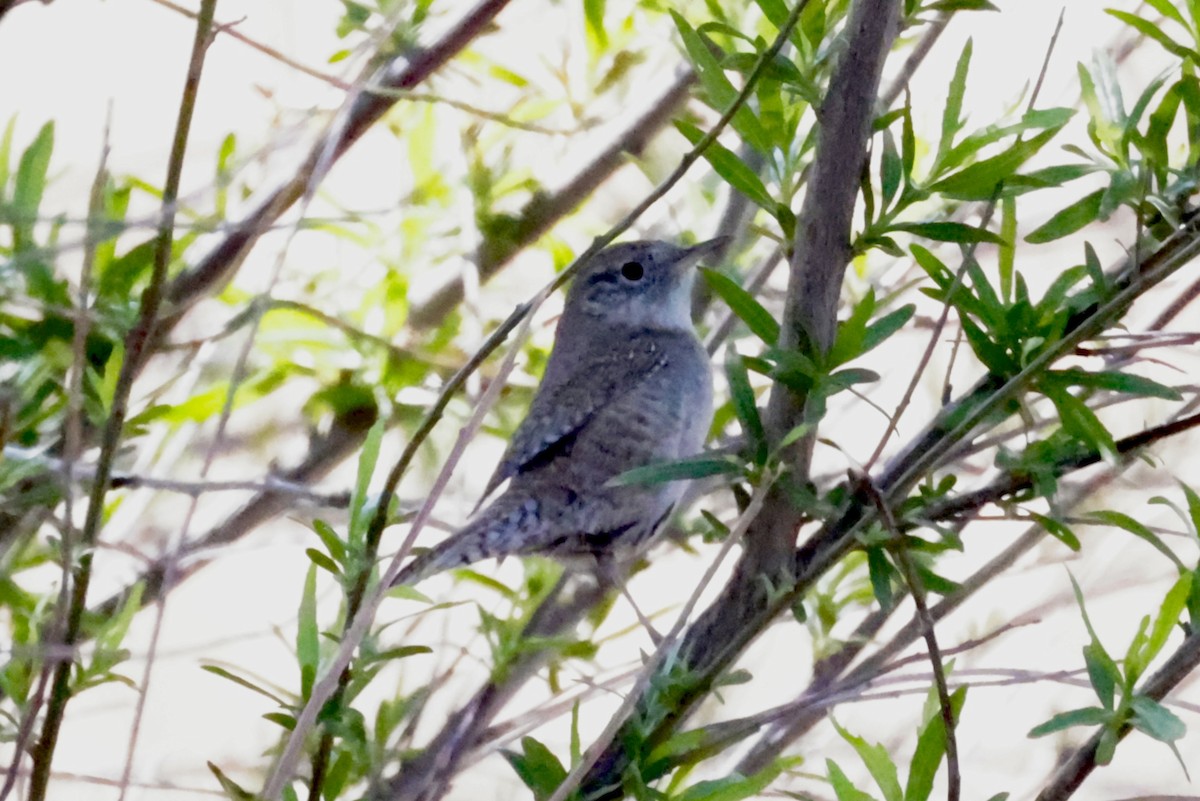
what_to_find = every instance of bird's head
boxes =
[562,237,728,331]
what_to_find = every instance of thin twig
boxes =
[858,475,960,801]
[542,480,772,801]
[148,0,352,89]
[26,4,217,797]
[0,104,113,801]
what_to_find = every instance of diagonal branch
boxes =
[407,69,697,330]
[161,0,514,318]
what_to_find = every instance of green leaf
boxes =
[1180,482,1200,542]
[1045,369,1181,401]
[1089,510,1186,572]
[0,117,15,200]
[827,759,877,801]
[676,768,779,801]
[1040,383,1117,460]
[305,547,341,577]
[1106,10,1198,62]
[12,121,54,251]
[890,221,1003,244]
[726,348,767,465]
[201,665,288,705]
[1130,695,1186,742]
[829,290,875,368]
[297,564,319,700]
[504,737,568,801]
[1083,642,1118,710]
[311,519,347,565]
[584,0,607,48]
[1145,572,1191,665]
[881,129,902,208]
[931,125,1063,200]
[606,455,742,487]
[1143,0,1189,27]
[676,120,774,212]
[1084,242,1107,295]
[366,645,434,663]
[831,719,902,801]
[866,547,895,611]
[702,268,780,344]
[905,686,967,801]
[208,762,256,800]
[348,418,385,548]
[1025,189,1105,244]
[1030,513,1081,551]
[937,39,972,166]
[1027,706,1111,737]
[671,11,771,153]
[862,305,915,354]
[998,195,1016,301]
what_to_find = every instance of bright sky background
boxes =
[1,2,1196,799]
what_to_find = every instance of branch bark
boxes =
[579,1,903,794]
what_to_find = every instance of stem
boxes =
[26,2,217,798]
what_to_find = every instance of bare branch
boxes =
[162,0,514,316]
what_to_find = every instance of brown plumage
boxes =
[391,238,721,587]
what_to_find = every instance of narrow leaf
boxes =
[703,268,780,344]
[677,120,775,211]
[726,347,767,465]
[890,221,1003,244]
[606,455,742,487]
[1027,706,1111,737]
[1025,189,1105,244]
[1046,368,1181,401]
[1130,695,1186,742]
[1089,510,1186,572]
[297,564,319,699]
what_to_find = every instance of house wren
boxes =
[391,238,722,587]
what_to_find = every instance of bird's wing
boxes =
[480,332,670,498]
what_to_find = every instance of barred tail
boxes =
[389,491,541,587]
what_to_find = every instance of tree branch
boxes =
[161,0,514,317]
[28,3,217,797]
[579,0,903,794]
[407,69,696,329]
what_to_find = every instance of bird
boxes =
[390,237,723,588]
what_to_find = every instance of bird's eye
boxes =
[620,261,644,281]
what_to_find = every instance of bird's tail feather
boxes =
[390,491,541,587]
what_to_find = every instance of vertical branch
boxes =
[25,3,217,798]
[766,0,901,446]
[580,1,903,795]
[0,108,113,801]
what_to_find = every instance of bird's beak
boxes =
[678,235,731,269]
